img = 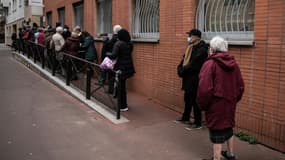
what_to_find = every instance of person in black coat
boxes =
[109,29,135,112]
[97,25,122,94]
[62,25,71,40]
[176,29,208,129]
[11,32,17,49]
[18,28,24,51]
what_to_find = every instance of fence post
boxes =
[66,58,72,86]
[86,65,92,100]
[41,46,45,69]
[33,44,37,63]
[27,42,30,59]
[52,50,56,76]
[115,70,122,120]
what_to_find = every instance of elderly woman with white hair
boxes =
[51,26,65,52]
[197,36,244,160]
[51,26,65,74]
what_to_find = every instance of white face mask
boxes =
[63,28,67,32]
[187,37,192,43]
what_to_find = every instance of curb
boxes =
[12,51,129,124]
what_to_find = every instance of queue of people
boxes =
[14,22,245,160]
[16,23,136,113]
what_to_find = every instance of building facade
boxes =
[44,0,285,152]
[0,0,43,44]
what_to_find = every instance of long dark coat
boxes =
[177,41,209,93]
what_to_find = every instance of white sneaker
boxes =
[120,108,129,112]
[185,124,202,131]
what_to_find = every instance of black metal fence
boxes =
[13,39,122,119]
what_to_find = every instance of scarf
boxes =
[183,36,201,67]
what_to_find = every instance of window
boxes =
[58,7,65,25]
[19,0,22,7]
[196,0,255,45]
[96,0,112,35]
[8,3,11,15]
[132,0,160,40]
[13,0,16,12]
[46,12,52,26]
[73,2,84,29]
[24,0,28,6]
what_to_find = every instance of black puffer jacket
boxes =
[177,40,208,93]
[109,29,135,79]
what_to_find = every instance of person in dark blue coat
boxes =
[109,29,135,112]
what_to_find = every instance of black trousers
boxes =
[182,91,202,126]
[119,78,127,109]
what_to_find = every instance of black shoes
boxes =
[221,151,236,160]
[173,117,189,124]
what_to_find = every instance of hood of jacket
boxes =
[209,52,236,71]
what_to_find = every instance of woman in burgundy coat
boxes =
[62,32,80,57]
[62,32,80,80]
[197,36,244,160]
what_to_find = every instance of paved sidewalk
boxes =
[1,48,285,160]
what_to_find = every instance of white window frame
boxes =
[132,0,160,42]
[196,0,255,45]
[96,0,112,35]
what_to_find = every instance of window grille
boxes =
[196,0,255,45]
[73,2,84,29]
[96,0,112,34]
[58,7,65,25]
[46,12,52,26]
[132,0,160,39]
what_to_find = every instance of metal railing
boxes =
[13,39,122,119]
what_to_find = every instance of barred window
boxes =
[132,0,160,40]
[58,7,65,25]
[73,2,84,29]
[46,12,52,26]
[96,0,112,34]
[196,0,255,45]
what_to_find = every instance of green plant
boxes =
[234,131,258,144]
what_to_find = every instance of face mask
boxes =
[63,29,67,32]
[187,37,192,43]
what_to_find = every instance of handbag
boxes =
[99,57,117,70]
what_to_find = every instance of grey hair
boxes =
[210,36,228,53]
[113,25,122,34]
[73,25,81,32]
[71,32,79,38]
[56,26,63,33]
